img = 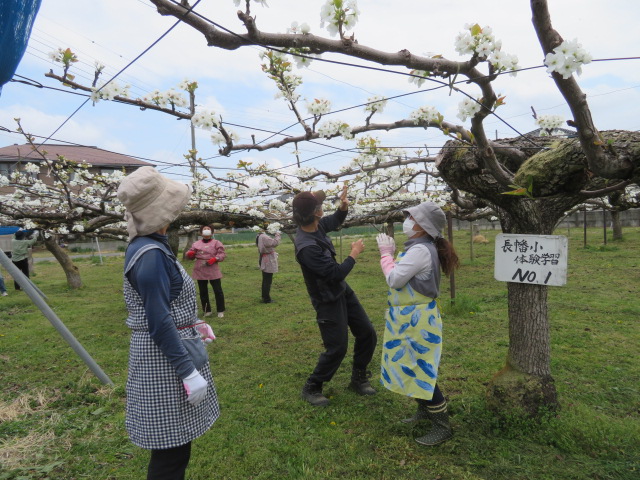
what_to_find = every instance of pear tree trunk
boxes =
[611,210,623,240]
[43,236,83,289]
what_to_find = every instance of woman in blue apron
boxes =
[376,201,459,446]
[118,167,219,479]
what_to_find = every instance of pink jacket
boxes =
[187,238,226,280]
[257,232,280,274]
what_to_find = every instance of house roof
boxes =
[525,127,577,138]
[0,144,154,167]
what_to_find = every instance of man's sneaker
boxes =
[1,292,7,297]
[301,380,329,407]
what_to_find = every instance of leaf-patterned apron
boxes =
[380,254,443,401]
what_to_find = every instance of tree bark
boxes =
[182,230,199,260]
[611,210,623,240]
[43,236,83,289]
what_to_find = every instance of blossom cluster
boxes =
[364,95,387,114]
[535,114,565,134]
[454,24,519,76]
[91,81,130,103]
[317,120,353,140]
[457,97,482,122]
[266,222,282,234]
[287,21,310,35]
[408,70,432,88]
[410,106,441,125]
[211,129,239,146]
[192,109,220,130]
[141,88,188,108]
[320,0,359,37]
[306,98,332,116]
[544,39,592,79]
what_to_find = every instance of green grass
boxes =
[0,227,638,479]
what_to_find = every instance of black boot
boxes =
[301,380,329,407]
[401,398,429,424]
[348,369,376,396]
[415,401,453,446]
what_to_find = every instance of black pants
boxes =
[261,271,273,301]
[309,286,377,384]
[417,384,445,406]
[198,279,225,313]
[12,259,29,290]
[147,442,191,480]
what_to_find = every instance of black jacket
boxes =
[294,209,355,304]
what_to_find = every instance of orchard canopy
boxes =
[1,0,638,238]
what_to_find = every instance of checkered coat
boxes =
[123,242,220,449]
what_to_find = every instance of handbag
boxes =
[182,336,209,370]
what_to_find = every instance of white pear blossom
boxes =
[246,208,265,218]
[269,199,286,212]
[410,106,441,125]
[544,39,592,79]
[454,23,519,76]
[364,95,387,114]
[91,81,130,103]
[211,130,239,146]
[317,120,353,139]
[288,21,310,34]
[408,70,432,88]
[267,222,282,234]
[320,0,359,37]
[457,98,482,122]
[192,109,220,130]
[535,114,565,135]
[306,98,332,115]
[23,163,40,173]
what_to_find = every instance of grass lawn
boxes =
[0,227,638,480]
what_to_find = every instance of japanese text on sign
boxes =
[494,234,568,286]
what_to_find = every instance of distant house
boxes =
[0,143,154,193]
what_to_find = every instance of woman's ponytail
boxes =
[435,236,459,276]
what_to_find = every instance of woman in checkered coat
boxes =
[118,167,219,480]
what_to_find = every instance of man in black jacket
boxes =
[293,185,377,406]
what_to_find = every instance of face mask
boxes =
[202,229,212,237]
[402,218,416,238]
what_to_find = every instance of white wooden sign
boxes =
[494,234,568,286]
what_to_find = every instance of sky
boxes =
[2,0,639,187]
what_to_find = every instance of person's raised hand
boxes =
[349,238,365,259]
[376,233,396,257]
[339,183,349,211]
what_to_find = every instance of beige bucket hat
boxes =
[117,166,191,240]
[404,201,446,240]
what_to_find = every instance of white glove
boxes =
[183,369,208,406]
[376,233,396,257]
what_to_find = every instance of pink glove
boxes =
[207,257,217,265]
[376,233,396,257]
[183,370,208,406]
[186,250,196,259]
[195,322,216,344]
